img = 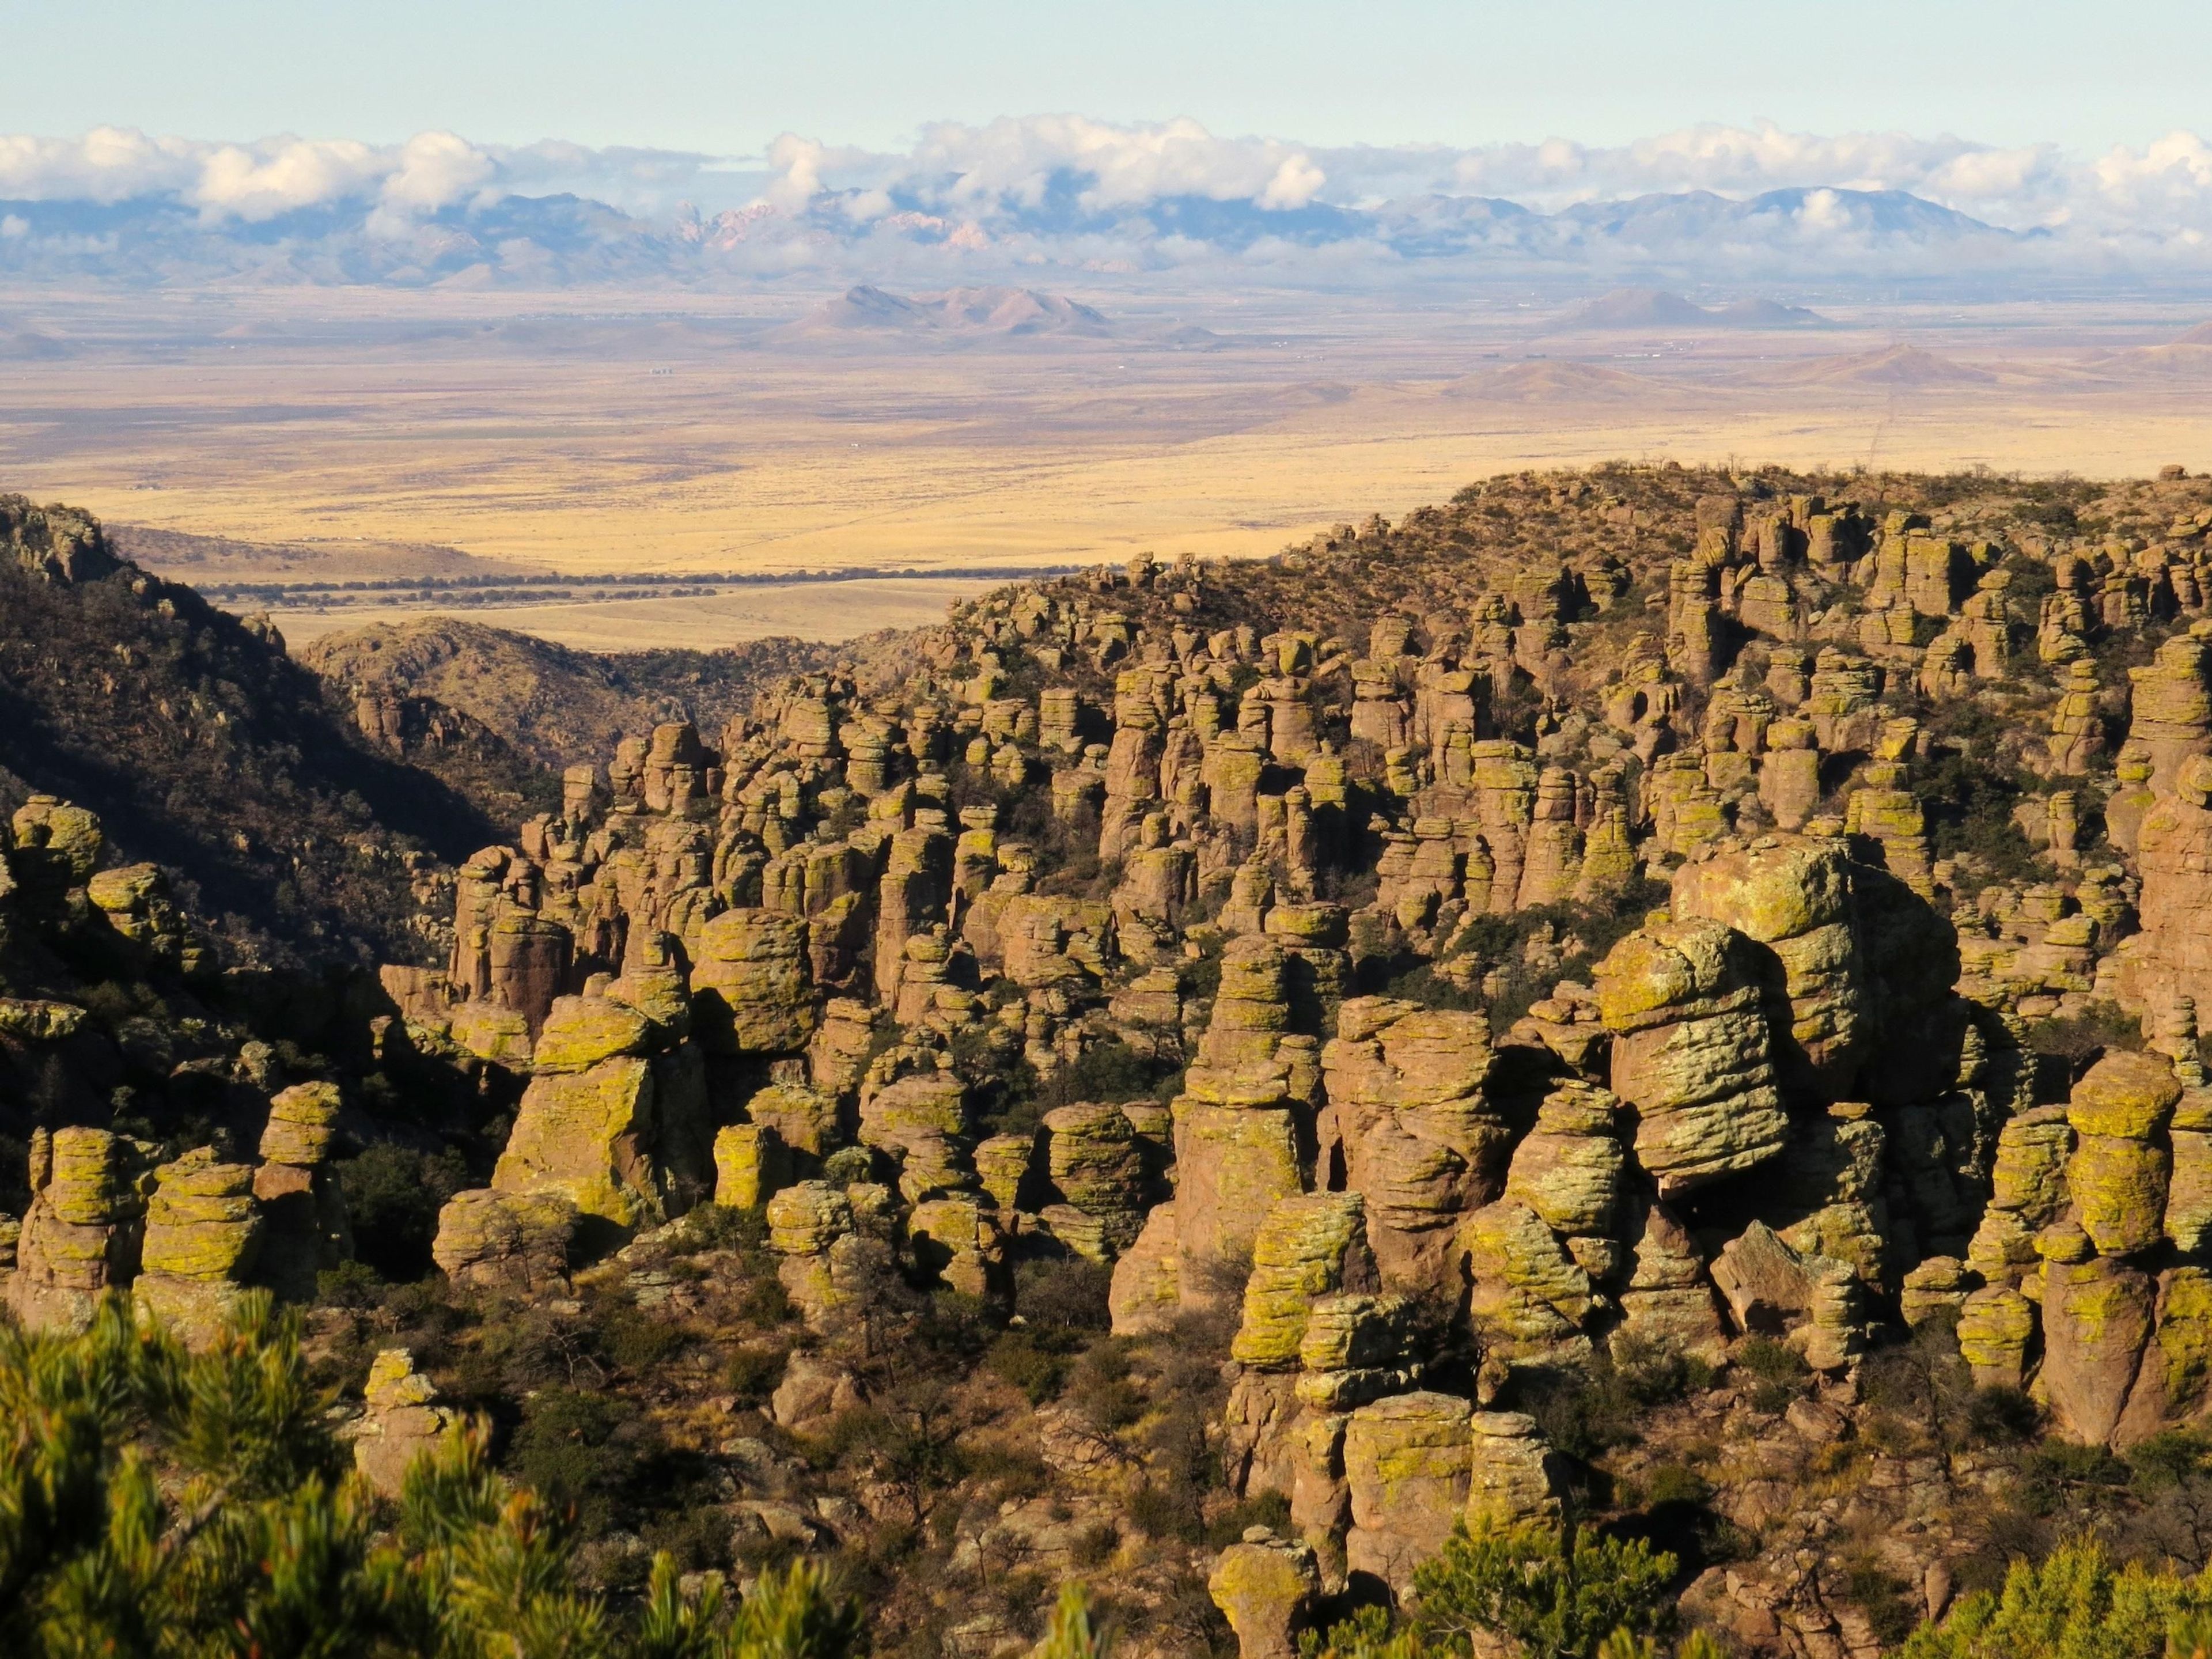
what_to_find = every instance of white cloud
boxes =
[5,115,2212,283]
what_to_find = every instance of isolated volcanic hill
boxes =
[1565,287,1828,329]
[791,282,1113,340]
[1767,343,1994,386]
[0,496,505,965]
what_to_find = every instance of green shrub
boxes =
[722,1342,789,1407]
[1410,1522,1678,1659]
[987,1330,1069,1404]
[336,1141,471,1281]
[1842,1554,1921,1646]
[1902,1537,2212,1659]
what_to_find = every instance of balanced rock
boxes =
[252,1081,352,1302]
[132,1148,262,1345]
[2065,1050,2179,1258]
[353,1349,467,1498]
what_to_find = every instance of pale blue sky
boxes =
[12,0,2203,156]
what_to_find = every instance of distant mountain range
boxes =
[0,180,2031,290]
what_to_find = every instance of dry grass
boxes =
[3,287,2208,639]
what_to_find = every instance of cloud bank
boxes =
[4,116,2212,290]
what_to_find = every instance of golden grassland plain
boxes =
[3,285,2209,649]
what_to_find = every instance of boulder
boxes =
[1043,1101,1148,1252]
[493,1055,664,1230]
[1503,1080,1626,1239]
[1464,1411,1563,1529]
[431,1188,578,1295]
[1613,1196,1730,1364]
[737,1081,840,1161]
[713,1123,791,1211]
[692,908,817,1054]
[1209,1533,1320,1659]
[2066,1051,2179,1258]
[1108,1199,1182,1336]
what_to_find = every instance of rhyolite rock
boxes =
[252,1081,352,1303]
[1209,1533,1320,1659]
[7,1127,147,1333]
[1342,1390,1473,1592]
[1232,1192,1376,1368]
[353,1349,468,1498]
[1321,996,1510,1296]
[432,1188,578,1296]
[132,1149,262,1345]
[1596,918,1787,1194]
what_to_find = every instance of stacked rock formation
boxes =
[289,467,2212,1616]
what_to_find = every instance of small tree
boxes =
[1410,1522,1677,1659]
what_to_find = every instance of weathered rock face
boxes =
[2042,1247,2157,1446]
[1321,997,1509,1296]
[1343,1391,1473,1592]
[2123,758,2212,1019]
[692,908,817,1054]
[1614,1195,1730,1363]
[1232,1193,1377,1367]
[431,1188,579,1296]
[133,1149,262,1344]
[1596,918,1788,1194]
[7,1127,147,1332]
[252,1081,352,1303]
[1671,838,1870,1099]
[353,1349,468,1498]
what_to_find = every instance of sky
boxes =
[17,0,2211,160]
